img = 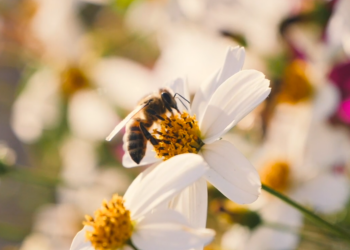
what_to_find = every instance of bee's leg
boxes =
[139,122,159,145]
[145,109,165,121]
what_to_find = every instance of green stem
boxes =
[126,239,139,250]
[262,184,350,242]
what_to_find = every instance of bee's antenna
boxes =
[176,97,189,111]
[173,93,190,104]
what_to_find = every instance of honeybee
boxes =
[106,88,188,164]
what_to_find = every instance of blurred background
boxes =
[0,0,350,249]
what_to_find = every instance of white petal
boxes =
[192,47,245,121]
[216,47,246,89]
[124,154,209,219]
[68,90,120,142]
[200,140,261,204]
[260,198,303,229]
[199,70,270,143]
[70,226,94,250]
[92,57,157,110]
[169,177,208,228]
[312,83,340,122]
[168,179,208,250]
[167,77,191,112]
[123,164,158,203]
[122,141,160,168]
[295,172,350,214]
[304,122,350,170]
[245,226,299,250]
[132,209,214,250]
[221,224,250,250]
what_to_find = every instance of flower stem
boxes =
[262,184,350,241]
[126,240,139,250]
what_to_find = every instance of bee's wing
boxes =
[106,104,148,141]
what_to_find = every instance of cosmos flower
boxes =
[70,154,215,250]
[221,104,350,250]
[12,0,121,143]
[120,46,271,233]
[126,0,298,56]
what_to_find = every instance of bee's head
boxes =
[160,89,180,113]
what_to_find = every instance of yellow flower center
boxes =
[84,195,133,250]
[277,60,314,104]
[61,66,90,97]
[152,111,204,161]
[260,161,290,192]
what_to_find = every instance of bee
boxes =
[106,88,189,164]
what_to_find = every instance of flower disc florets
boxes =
[260,161,290,192]
[152,111,204,161]
[84,194,133,250]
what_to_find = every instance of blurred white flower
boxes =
[31,0,86,63]
[326,0,350,57]
[20,233,52,250]
[58,166,132,216]
[31,0,105,63]
[68,89,119,141]
[183,0,296,55]
[221,224,250,250]
[13,0,124,143]
[12,68,120,143]
[20,204,82,250]
[12,69,61,143]
[92,57,160,110]
[222,199,302,250]
[126,0,168,36]
[70,154,214,250]
[304,122,350,171]
[34,204,82,249]
[58,141,132,215]
[126,0,298,56]
[153,26,238,93]
[60,136,98,187]
[227,103,350,250]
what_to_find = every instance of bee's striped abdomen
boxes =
[126,119,147,164]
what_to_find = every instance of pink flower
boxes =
[328,61,350,124]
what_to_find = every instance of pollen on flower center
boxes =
[260,161,290,192]
[277,60,314,104]
[84,194,133,250]
[152,111,204,161]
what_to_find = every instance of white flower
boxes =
[152,27,237,93]
[221,199,303,250]
[123,46,270,205]
[228,104,350,250]
[11,70,119,143]
[91,57,160,110]
[115,47,270,243]
[11,69,62,143]
[31,0,107,63]
[13,0,121,143]
[70,154,215,250]
[126,0,297,56]
[68,90,120,142]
